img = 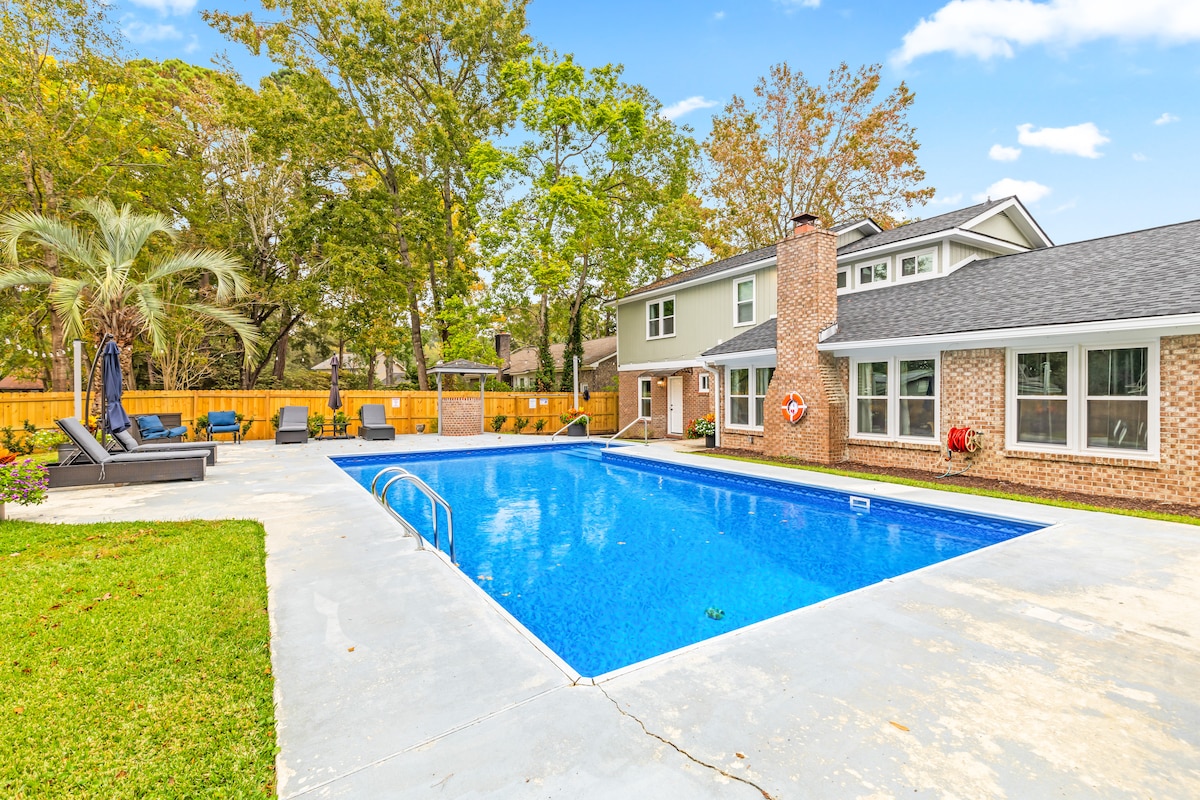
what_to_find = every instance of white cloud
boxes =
[661,96,719,121]
[988,144,1022,161]
[1154,112,1179,125]
[929,192,964,205]
[184,35,200,54]
[974,178,1052,204]
[1016,122,1108,158]
[1051,199,1077,213]
[894,0,1200,65]
[126,0,197,14]
[124,20,182,43]
[713,10,726,20]
[1132,152,1148,162]
[775,0,820,11]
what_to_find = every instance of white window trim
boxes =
[1005,343,1159,460]
[849,355,940,443]
[645,295,676,340]
[724,364,774,431]
[638,377,653,419]
[836,267,851,294]
[897,247,940,282]
[733,275,756,328]
[855,257,891,289]
[698,373,710,393]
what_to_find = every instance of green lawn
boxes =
[1,519,276,798]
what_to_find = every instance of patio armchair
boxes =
[49,417,207,488]
[135,414,188,442]
[206,410,242,443]
[275,406,309,445]
[358,404,396,441]
[113,429,219,466]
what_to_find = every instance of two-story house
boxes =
[614,197,1200,505]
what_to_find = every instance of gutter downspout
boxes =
[700,363,721,448]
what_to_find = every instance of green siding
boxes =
[949,241,1005,265]
[970,212,1032,247]
[618,266,777,364]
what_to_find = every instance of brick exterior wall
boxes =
[759,226,847,462]
[617,368,714,439]
[440,397,483,436]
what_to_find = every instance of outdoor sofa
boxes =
[358,404,396,441]
[49,417,207,488]
[113,428,219,466]
[275,406,309,445]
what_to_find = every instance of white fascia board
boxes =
[837,228,1028,265]
[614,255,777,307]
[702,347,778,364]
[617,358,705,372]
[586,353,618,368]
[818,313,1200,354]
[962,197,1054,248]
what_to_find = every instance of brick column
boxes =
[763,226,846,463]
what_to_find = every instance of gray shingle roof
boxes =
[624,243,779,301]
[703,318,777,357]
[835,198,1008,256]
[826,218,1200,344]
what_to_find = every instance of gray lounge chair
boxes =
[49,417,207,488]
[113,429,219,466]
[275,406,309,444]
[358,404,395,441]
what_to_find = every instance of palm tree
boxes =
[0,198,260,388]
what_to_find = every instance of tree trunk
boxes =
[535,292,555,392]
[273,303,291,382]
[399,234,428,390]
[559,255,589,392]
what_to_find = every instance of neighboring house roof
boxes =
[703,318,777,357]
[825,218,1200,344]
[430,359,499,375]
[507,336,617,375]
[0,375,44,391]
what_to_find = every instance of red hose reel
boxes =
[946,426,980,454]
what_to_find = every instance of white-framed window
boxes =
[726,365,775,429]
[698,373,710,393]
[836,268,849,291]
[857,260,889,286]
[1008,344,1156,456]
[646,296,676,339]
[899,249,937,279]
[734,276,756,326]
[851,356,938,441]
[638,377,652,419]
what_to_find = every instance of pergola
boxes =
[428,359,501,436]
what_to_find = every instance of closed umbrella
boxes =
[102,340,132,434]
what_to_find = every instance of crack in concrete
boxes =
[597,686,777,800]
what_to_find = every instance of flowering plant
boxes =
[0,457,50,511]
[685,413,716,438]
[560,408,589,426]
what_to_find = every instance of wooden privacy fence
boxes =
[0,390,618,441]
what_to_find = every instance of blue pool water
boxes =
[334,444,1043,677]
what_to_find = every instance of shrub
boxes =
[490,414,508,433]
[559,408,588,426]
[308,413,325,437]
[513,416,529,433]
[685,413,716,439]
[0,458,49,511]
[533,418,546,433]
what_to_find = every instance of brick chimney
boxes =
[763,213,846,463]
[493,332,512,377]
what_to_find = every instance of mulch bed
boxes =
[707,447,1200,520]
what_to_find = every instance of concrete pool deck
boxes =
[17,435,1200,798]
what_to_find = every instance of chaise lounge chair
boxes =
[48,417,207,488]
[358,404,396,441]
[112,428,219,466]
[275,406,309,444]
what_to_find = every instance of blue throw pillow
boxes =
[137,415,165,434]
[209,410,237,427]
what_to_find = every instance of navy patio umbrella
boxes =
[102,340,132,434]
[328,354,342,414]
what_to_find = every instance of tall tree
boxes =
[704,62,935,258]
[0,198,260,388]
[475,54,701,392]
[207,0,529,390]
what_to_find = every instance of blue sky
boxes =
[115,0,1200,244]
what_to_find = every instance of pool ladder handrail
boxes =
[550,414,591,442]
[605,417,650,448]
[370,466,455,563]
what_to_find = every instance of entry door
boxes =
[667,376,684,435]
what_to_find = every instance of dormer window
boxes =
[858,261,888,285]
[900,250,936,278]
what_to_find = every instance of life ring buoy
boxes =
[782,392,807,423]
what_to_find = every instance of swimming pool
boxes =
[334,444,1044,677]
